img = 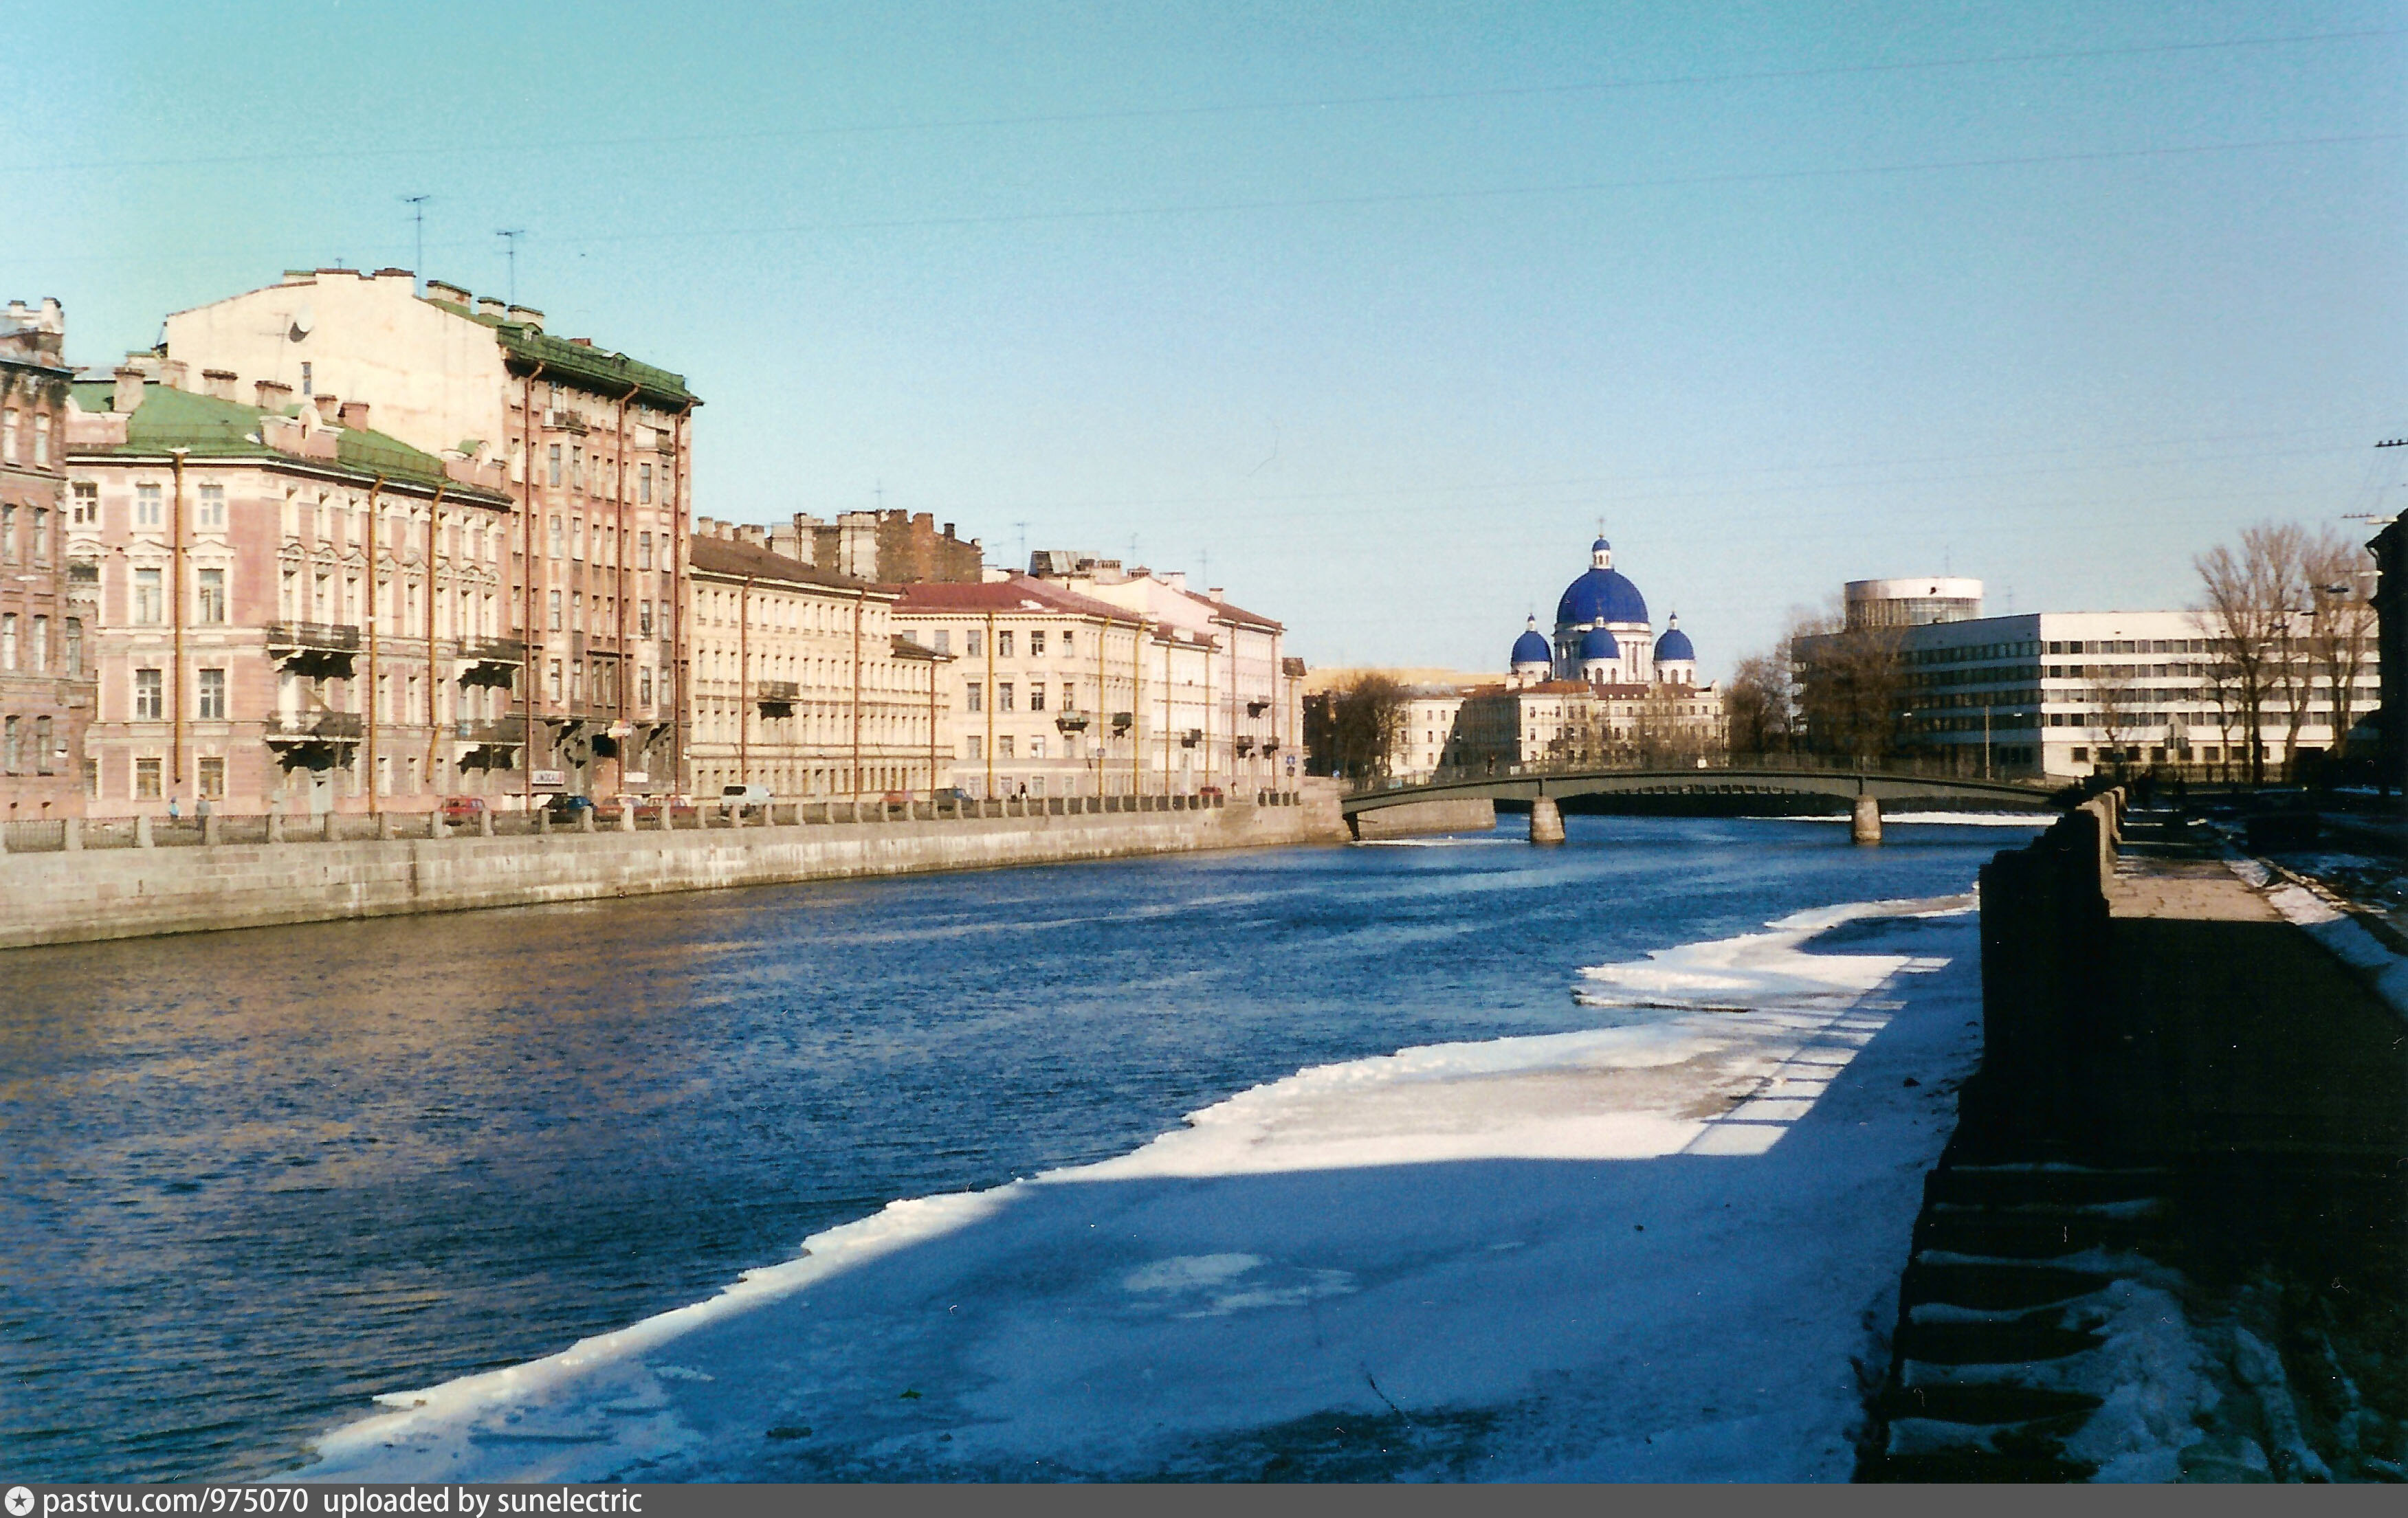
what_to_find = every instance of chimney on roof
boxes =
[338,400,371,431]
[201,368,237,401]
[112,366,145,416]
[315,394,342,422]
[507,306,543,331]
[740,524,767,548]
[254,379,292,412]
[476,296,505,318]
[426,280,470,304]
[1207,587,1224,603]
[157,358,188,392]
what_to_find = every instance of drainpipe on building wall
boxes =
[423,481,446,798]
[1130,619,1142,796]
[520,362,546,816]
[668,399,694,799]
[850,587,865,799]
[364,473,385,816]
[984,610,996,799]
[612,382,637,800]
[168,447,187,795]
[925,649,938,799]
[738,572,753,786]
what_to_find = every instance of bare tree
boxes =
[2301,526,2380,759]
[2084,657,2141,768]
[1725,649,1793,757]
[2195,522,2306,786]
[1791,604,1906,765]
[1326,674,1408,783]
[1632,684,1714,766]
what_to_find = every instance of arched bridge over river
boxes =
[1340,763,2068,842]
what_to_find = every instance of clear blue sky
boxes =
[10,1,2403,676]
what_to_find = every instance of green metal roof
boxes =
[422,298,698,409]
[65,381,509,501]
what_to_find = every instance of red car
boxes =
[439,795,488,822]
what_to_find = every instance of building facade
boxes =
[1,298,92,819]
[1799,608,2383,780]
[1029,561,1305,795]
[1844,577,1985,629]
[684,525,948,800]
[892,577,1153,799]
[157,267,698,800]
[63,372,514,816]
[762,509,984,583]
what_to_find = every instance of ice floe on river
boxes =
[299,894,1987,1482]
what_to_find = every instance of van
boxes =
[720,783,773,816]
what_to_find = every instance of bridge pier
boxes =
[1529,796,1565,845]
[1851,793,1883,845]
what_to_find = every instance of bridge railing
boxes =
[1340,752,2055,797]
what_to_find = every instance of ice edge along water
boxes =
[299,893,1985,1483]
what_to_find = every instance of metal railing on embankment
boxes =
[0,790,1307,856]
[1336,752,2064,797]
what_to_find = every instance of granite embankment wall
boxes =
[0,799,1347,950]
[1348,797,1496,840]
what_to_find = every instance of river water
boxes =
[0,814,2033,1482]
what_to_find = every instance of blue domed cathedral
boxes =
[1508,535,1701,690]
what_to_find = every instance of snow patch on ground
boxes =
[298,896,1987,1483]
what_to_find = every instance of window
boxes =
[197,755,224,798]
[1,408,14,463]
[997,631,1014,658]
[1030,735,1046,760]
[72,481,96,524]
[639,463,654,504]
[196,483,225,530]
[571,517,584,561]
[1030,684,1046,712]
[997,736,1014,759]
[549,590,563,631]
[571,591,584,632]
[637,531,653,570]
[0,504,12,560]
[569,445,584,491]
[965,630,982,656]
[964,682,982,714]
[639,666,653,706]
[197,568,226,623]
[133,757,162,799]
[134,667,164,719]
[136,484,162,528]
[998,682,1015,711]
[32,414,47,466]
[197,668,226,720]
[548,444,563,487]
[133,568,164,625]
[1,716,14,772]
[549,515,564,559]
[965,735,982,760]
[639,599,654,637]
[64,619,81,677]
[932,629,950,655]
[32,713,52,772]
[300,361,312,397]
[28,616,45,671]
[1029,630,1046,656]
[30,508,46,563]
[0,613,12,669]
[548,659,563,702]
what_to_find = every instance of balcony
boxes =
[454,717,527,747]
[756,680,799,715]
[1180,728,1203,748]
[1111,711,1134,733]
[1234,735,1257,756]
[262,711,364,745]
[1246,699,1270,716]
[264,621,361,678]
[457,637,526,687]
[1054,712,1090,733]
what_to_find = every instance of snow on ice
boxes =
[298,897,1986,1482]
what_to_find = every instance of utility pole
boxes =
[401,195,430,293]
[496,230,525,306]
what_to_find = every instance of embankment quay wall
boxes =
[0,796,1346,951]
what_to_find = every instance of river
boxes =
[0,814,2034,1481]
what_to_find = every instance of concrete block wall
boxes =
[0,802,1345,950]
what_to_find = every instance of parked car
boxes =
[880,790,912,810]
[1197,785,1225,801]
[439,795,487,823]
[935,786,975,807]
[720,783,773,816]
[543,793,595,816]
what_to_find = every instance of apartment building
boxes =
[0,298,92,818]
[684,524,948,800]
[63,372,514,815]
[156,267,698,799]
[892,577,1151,799]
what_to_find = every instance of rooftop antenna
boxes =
[1013,520,1030,567]
[496,230,525,306]
[401,195,430,294]
[873,479,885,511]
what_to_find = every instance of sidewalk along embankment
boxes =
[0,795,1347,950]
